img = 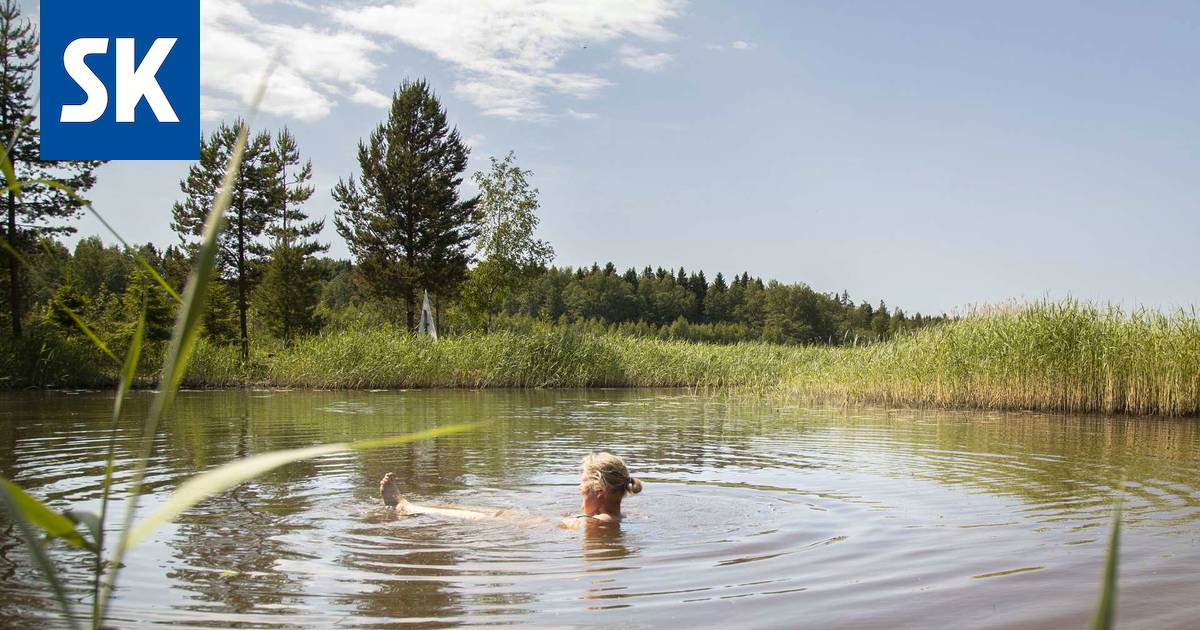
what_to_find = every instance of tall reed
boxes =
[779,301,1200,416]
[7,299,1199,416]
[246,326,809,390]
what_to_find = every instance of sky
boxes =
[22,0,1200,315]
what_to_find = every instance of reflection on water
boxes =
[2,389,1199,628]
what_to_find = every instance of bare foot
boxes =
[380,472,402,508]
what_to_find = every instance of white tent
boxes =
[418,290,437,340]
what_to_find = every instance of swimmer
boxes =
[378,452,642,527]
[562,452,642,526]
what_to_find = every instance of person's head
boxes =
[579,452,642,507]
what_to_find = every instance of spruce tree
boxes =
[0,0,102,337]
[705,272,730,322]
[255,128,327,341]
[622,267,638,289]
[121,265,175,342]
[48,273,88,337]
[171,120,275,359]
[687,270,707,321]
[333,80,478,331]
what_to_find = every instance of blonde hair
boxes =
[580,452,642,496]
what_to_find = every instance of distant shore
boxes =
[4,303,1198,416]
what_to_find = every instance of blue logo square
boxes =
[39,0,199,160]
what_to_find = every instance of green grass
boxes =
[187,300,1200,416]
[779,301,1200,416]
[185,326,809,390]
[7,300,1200,417]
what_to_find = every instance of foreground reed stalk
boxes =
[0,74,478,629]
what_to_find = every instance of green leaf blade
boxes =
[1091,503,1122,630]
[128,422,477,548]
[55,303,118,364]
[0,480,80,629]
[0,478,93,551]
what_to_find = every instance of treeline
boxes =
[0,0,941,365]
[484,264,941,344]
[14,235,942,351]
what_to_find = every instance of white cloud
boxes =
[200,95,238,121]
[567,108,597,120]
[464,134,486,150]
[332,0,685,120]
[618,45,673,72]
[201,0,386,122]
[349,85,391,108]
[708,40,754,52]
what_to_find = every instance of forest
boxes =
[10,233,943,356]
[0,1,944,376]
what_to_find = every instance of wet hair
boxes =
[580,452,642,496]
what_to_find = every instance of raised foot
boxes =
[380,472,403,508]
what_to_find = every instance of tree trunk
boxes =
[1,34,16,339]
[236,190,249,362]
[434,293,442,335]
[405,286,415,333]
[6,189,20,338]
[405,218,417,333]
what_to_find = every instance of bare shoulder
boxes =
[560,513,620,529]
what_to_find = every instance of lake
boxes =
[1,390,1198,628]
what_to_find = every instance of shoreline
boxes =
[5,302,1200,417]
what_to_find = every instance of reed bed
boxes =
[780,302,1200,416]
[187,326,810,391]
[11,301,1200,416]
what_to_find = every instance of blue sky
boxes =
[29,0,1200,314]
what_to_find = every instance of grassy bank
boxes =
[184,327,810,390]
[6,302,1200,416]
[781,302,1200,416]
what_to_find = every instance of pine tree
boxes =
[255,128,327,341]
[0,0,102,337]
[171,120,275,359]
[333,80,478,331]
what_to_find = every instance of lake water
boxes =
[1,390,1198,628]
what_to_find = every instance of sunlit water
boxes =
[2,390,1199,628]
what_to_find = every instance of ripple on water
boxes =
[2,390,1200,628]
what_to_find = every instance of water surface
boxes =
[1,390,1198,628]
